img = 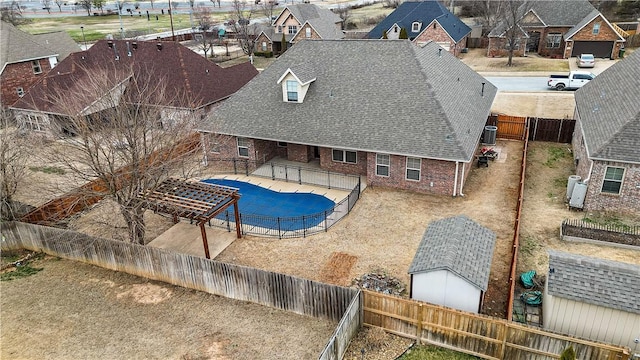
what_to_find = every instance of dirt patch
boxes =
[0,256,336,360]
[319,251,358,285]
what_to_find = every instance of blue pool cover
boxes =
[202,179,335,231]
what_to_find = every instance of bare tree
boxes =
[149,0,154,9]
[382,0,400,8]
[1,1,28,25]
[194,5,215,58]
[333,6,351,30]
[261,0,277,22]
[0,109,32,221]
[42,0,52,13]
[496,0,530,66]
[54,0,64,12]
[231,0,258,60]
[78,0,92,15]
[33,64,199,244]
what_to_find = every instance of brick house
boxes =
[1,21,80,108]
[9,40,258,138]
[254,4,343,55]
[366,0,471,56]
[197,40,497,196]
[487,0,626,59]
[570,49,640,213]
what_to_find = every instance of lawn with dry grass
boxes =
[460,48,570,73]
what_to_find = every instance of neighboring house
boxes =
[544,250,640,352]
[254,4,344,55]
[10,40,258,138]
[367,0,471,56]
[571,49,640,213]
[487,0,626,59]
[1,21,80,108]
[408,215,496,313]
[197,40,497,196]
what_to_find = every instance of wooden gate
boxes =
[496,114,527,140]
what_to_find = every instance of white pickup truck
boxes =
[547,71,595,91]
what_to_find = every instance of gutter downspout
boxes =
[459,162,466,196]
[582,158,594,184]
[453,161,459,196]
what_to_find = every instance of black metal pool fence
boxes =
[205,159,362,238]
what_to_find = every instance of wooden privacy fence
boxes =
[363,290,630,360]
[1,221,361,360]
[486,115,576,143]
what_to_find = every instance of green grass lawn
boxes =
[398,345,480,360]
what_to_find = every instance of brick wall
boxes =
[292,23,323,43]
[572,119,640,212]
[413,21,468,56]
[255,33,273,53]
[253,139,279,164]
[365,153,459,195]
[537,27,568,58]
[1,59,51,107]
[319,147,367,176]
[287,143,313,163]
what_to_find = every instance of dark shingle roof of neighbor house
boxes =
[574,49,640,163]
[547,250,640,315]
[197,40,497,162]
[1,21,59,71]
[489,0,597,37]
[11,40,258,115]
[408,215,496,291]
[367,1,471,42]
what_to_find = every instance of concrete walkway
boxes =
[148,221,238,259]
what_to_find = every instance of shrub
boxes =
[254,51,273,58]
[560,346,576,360]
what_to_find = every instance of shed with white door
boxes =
[408,215,496,313]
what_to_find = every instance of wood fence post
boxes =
[416,304,423,345]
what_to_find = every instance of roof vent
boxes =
[438,48,442,57]
[157,43,163,51]
[481,82,486,97]
[132,42,138,50]
[205,69,209,73]
[108,40,113,48]
[126,41,132,57]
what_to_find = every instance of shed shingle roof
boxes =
[408,215,496,291]
[11,40,258,114]
[574,49,640,163]
[197,40,496,162]
[367,1,471,42]
[547,250,640,314]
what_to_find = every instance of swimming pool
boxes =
[202,179,335,231]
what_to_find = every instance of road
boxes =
[485,77,554,92]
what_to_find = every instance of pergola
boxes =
[139,178,241,259]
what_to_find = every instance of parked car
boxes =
[576,53,595,68]
[547,70,595,91]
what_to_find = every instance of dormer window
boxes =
[288,25,297,34]
[305,27,311,38]
[286,80,298,101]
[412,22,421,32]
[277,66,316,103]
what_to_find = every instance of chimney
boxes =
[481,82,486,97]
[157,42,163,51]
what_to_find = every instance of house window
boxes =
[261,41,267,51]
[32,60,42,74]
[406,157,421,181]
[412,22,421,32]
[24,114,45,132]
[305,27,311,38]
[546,33,561,48]
[376,154,390,177]
[601,166,624,194]
[593,22,601,35]
[237,137,249,157]
[288,25,297,34]
[16,87,25,97]
[286,80,298,102]
[332,149,357,164]
[277,141,287,147]
[394,27,398,33]
[278,25,282,33]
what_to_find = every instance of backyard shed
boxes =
[544,250,640,353]
[408,215,496,313]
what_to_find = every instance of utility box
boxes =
[483,126,497,145]
[569,182,588,209]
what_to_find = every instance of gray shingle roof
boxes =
[287,4,341,25]
[547,250,640,314]
[489,0,597,37]
[574,49,640,163]
[408,215,496,291]
[284,63,316,84]
[33,31,82,60]
[306,18,345,40]
[1,21,59,71]
[197,40,496,162]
